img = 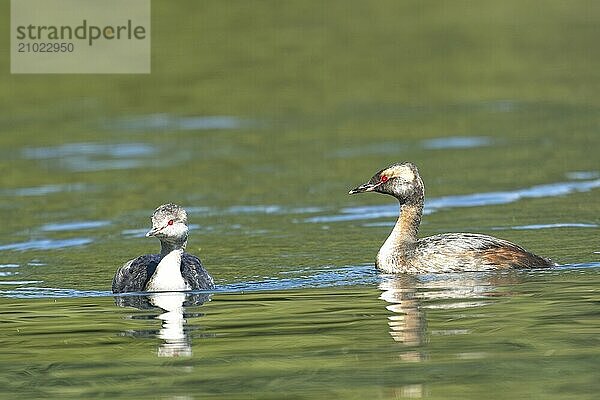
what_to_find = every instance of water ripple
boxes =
[0,238,93,251]
[22,142,157,172]
[186,205,324,217]
[0,183,88,197]
[0,280,43,285]
[0,263,598,299]
[333,135,492,157]
[566,171,599,180]
[493,223,598,231]
[40,220,111,232]
[0,287,108,298]
[23,142,156,159]
[105,114,250,132]
[421,136,492,150]
[218,265,379,293]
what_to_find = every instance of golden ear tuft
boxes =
[381,165,415,181]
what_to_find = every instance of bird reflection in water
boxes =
[379,275,426,348]
[379,272,521,398]
[379,272,515,345]
[114,291,211,357]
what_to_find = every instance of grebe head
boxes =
[145,203,189,244]
[349,162,424,204]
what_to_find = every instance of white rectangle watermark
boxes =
[11,0,151,74]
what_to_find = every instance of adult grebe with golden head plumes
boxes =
[349,162,555,273]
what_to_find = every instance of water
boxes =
[1,1,599,399]
[1,269,599,399]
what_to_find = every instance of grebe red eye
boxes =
[380,175,388,183]
[167,219,174,226]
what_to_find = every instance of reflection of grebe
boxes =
[350,162,556,273]
[150,292,192,357]
[379,276,424,347]
[379,272,521,398]
[112,203,214,293]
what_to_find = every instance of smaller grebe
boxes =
[349,162,555,273]
[112,203,215,293]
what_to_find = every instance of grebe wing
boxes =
[112,254,160,293]
[417,233,554,270]
[181,253,215,290]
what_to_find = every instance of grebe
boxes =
[349,162,555,273]
[112,203,215,293]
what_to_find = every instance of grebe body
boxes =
[112,203,214,293]
[349,162,555,273]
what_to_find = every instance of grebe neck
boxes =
[389,201,423,246]
[377,199,423,270]
[160,237,187,256]
[147,235,189,292]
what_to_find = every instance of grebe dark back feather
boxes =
[112,203,215,293]
[349,162,555,273]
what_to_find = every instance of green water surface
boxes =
[1,1,599,399]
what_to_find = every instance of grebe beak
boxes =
[145,227,160,237]
[349,182,378,194]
